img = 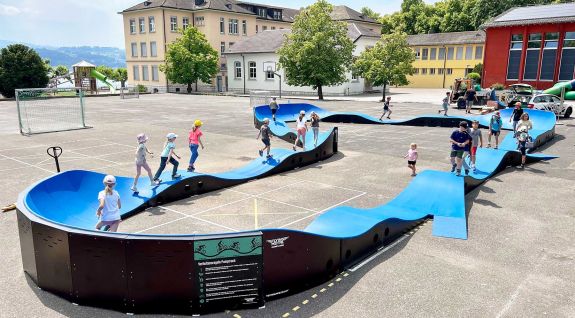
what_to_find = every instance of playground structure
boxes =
[544,79,575,100]
[16,104,557,314]
[72,60,115,94]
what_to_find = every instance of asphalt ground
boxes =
[0,94,574,317]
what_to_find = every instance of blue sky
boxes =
[0,0,438,48]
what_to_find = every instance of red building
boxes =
[482,3,575,90]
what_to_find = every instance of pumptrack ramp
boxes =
[15,101,558,314]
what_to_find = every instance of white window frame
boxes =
[129,19,136,34]
[170,16,177,32]
[195,16,205,26]
[220,17,225,34]
[149,16,155,32]
[131,42,138,57]
[234,61,242,78]
[150,41,157,57]
[220,42,225,53]
[151,65,159,81]
[421,68,427,75]
[446,68,453,75]
[228,19,238,35]
[273,10,281,20]
[139,17,145,33]
[475,46,483,59]
[539,33,559,81]
[140,42,147,57]
[249,61,256,79]
[182,17,189,30]
[523,33,542,81]
[133,65,140,81]
[258,8,266,17]
[142,65,149,81]
[242,20,247,35]
[266,71,274,80]
[507,34,523,80]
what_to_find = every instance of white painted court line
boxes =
[161,206,239,232]
[0,138,99,152]
[134,215,189,234]
[0,153,55,174]
[279,176,365,194]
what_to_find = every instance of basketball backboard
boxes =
[263,61,276,73]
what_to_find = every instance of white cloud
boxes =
[0,4,21,16]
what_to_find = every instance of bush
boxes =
[137,84,148,93]
[466,72,481,84]
[472,63,483,74]
[0,44,49,98]
[491,83,505,90]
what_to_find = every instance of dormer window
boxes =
[226,4,232,9]
[273,10,282,20]
[257,8,266,17]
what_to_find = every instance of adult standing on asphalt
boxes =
[510,102,524,135]
[449,121,472,177]
[464,87,477,114]
[269,97,279,121]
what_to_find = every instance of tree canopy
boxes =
[160,26,219,93]
[278,0,354,100]
[0,44,49,98]
[353,33,415,101]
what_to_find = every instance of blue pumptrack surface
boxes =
[21,103,558,241]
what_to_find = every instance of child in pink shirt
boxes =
[404,143,418,176]
[188,120,205,172]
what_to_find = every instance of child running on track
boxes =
[469,120,483,172]
[310,111,320,147]
[131,133,159,192]
[293,110,307,151]
[380,96,392,120]
[96,175,121,232]
[404,143,418,176]
[450,121,472,176]
[153,133,181,183]
[488,111,502,149]
[438,92,450,116]
[257,118,272,159]
[188,120,204,172]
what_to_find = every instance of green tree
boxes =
[0,44,49,98]
[472,63,483,75]
[354,33,415,101]
[95,65,115,79]
[49,65,71,88]
[278,0,354,100]
[360,7,381,20]
[113,68,128,88]
[160,26,219,93]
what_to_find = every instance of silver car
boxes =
[528,94,573,118]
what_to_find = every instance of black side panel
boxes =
[32,221,72,299]
[340,226,381,268]
[69,233,127,310]
[125,238,196,314]
[16,209,37,283]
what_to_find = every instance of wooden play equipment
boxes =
[72,60,115,94]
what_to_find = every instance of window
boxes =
[273,10,282,20]
[446,68,453,75]
[220,63,226,70]
[524,33,542,80]
[438,68,444,75]
[258,8,266,17]
[220,18,225,34]
[421,68,427,75]
[170,16,177,32]
[234,61,242,78]
[351,72,358,80]
[271,26,276,30]
[414,48,421,59]
[507,34,523,80]
[422,48,428,60]
[131,42,138,57]
[438,47,445,60]
[266,71,274,79]
[129,19,136,34]
[195,16,205,26]
[151,65,159,81]
[139,17,145,33]
[228,19,238,34]
[249,61,256,79]
[148,16,155,32]
[413,68,419,75]
[133,65,140,80]
[540,33,559,80]
[229,42,234,48]
[475,46,483,59]
[465,46,473,60]
[456,46,463,60]
[559,31,575,81]
[140,42,147,57]
[142,65,149,81]
[430,48,437,60]
[220,42,225,53]
[430,68,436,75]
[263,26,267,31]
[183,17,189,30]
[447,47,454,60]
[150,41,157,57]
[242,20,247,35]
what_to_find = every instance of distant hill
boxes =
[0,40,126,68]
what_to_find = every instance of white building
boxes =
[225,20,383,96]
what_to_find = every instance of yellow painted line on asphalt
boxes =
[293,306,300,311]
[336,277,342,282]
[320,288,327,293]
[302,299,309,305]
[311,294,318,298]
[233,314,241,318]
[328,282,334,287]
[282,313,290,317]
[343,272,349,277]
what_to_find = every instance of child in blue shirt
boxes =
[153,133,181,183]
[488,111,502,149]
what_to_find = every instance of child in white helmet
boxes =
[131,133,159,192]
[96,175,121,232]
[153,133,181,182]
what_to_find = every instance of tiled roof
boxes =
[330,5,379,25]
[481,3,575,28]
[407,31,486,46]
[347,23,380,42]
[122,0,253,15]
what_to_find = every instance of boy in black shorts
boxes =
[450,121,472,176]
[379,96,392,120]
[269,97,279,121]
[257,118,272,159]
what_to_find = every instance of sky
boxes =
[0,0,439,49]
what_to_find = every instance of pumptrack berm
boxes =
[15,102,558,314]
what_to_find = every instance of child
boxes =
[153,133,181,182]
[310,111,320,147]
[404,143,418,176]
[257,118,272,159]
[469,120,483,172]
[509,102,524,135]
[131,133,159,192]
[516,127,529,169]
[450,121,471,176]
[488,111,502,149]
[293,110,307,151]
[188,120,204,172]
[269,97,279,121]
[438,92,450,116]
[379,96,392,120]
[95,175,121,232]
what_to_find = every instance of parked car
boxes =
[504,84,534,108]
[528,93,573,118]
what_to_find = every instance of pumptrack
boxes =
[15,102,558,314]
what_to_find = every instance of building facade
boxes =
[121,0,294,92]
[482,3,575,90]
[405,31,485,89]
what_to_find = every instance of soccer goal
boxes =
[250,90,271,108]
[120,86,140,99]
[16,87,89,135]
